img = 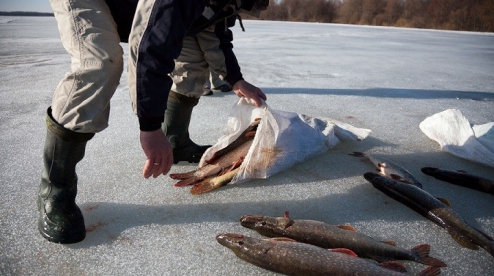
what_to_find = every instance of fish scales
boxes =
[364,172,494,258]
[240,213,446,266]
[216,233,441,276]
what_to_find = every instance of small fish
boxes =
[351,152,423,188]
[216,233,441,276]
[421,167,494,195]
[170,120,259,187]
[364,171,494,257]
[240,211,446,266]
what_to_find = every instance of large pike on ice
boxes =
[240,211,446,266]
[169,120,259,194]
[351,152,423,188]
[421,167,494,195]
[216,233,441,276]
[364,172,494,257]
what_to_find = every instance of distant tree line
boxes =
[256,0,494,32]
[0,11,54,17]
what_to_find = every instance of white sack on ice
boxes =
[200,98,371,184]
[419,109,494,168]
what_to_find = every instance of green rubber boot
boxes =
[37,107,94,244]
[162,92,211,164]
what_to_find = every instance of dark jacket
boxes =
[104,0,245,131]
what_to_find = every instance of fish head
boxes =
[240,214,293,237]
[363,171,383,183]
[421,167,439,176]
[216,233,274,256]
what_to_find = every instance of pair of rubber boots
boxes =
[38,95,208,243]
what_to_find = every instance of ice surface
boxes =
[1,16,493,275]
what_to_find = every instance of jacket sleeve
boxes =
[133,0,206,131]
[214,16,244,87]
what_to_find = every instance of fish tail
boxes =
[416,266,441,276]
[411,244,447,267]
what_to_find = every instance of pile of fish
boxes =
[351,152,494,257]
[170,119,260,195]
[214,152,494,275]
[217,211,444,275]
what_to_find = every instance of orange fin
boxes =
[417,266,441,276]
[169,170,198,180]
[379,261,407,273]
[337,224,357,232]
[190,168,239,195]
[411,244,447,267]
[328,248,358,257]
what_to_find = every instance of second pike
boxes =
[351,152,423,188]
[364,171,494,258]
[240,211,446,266]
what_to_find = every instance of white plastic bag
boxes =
[200,98,371,184]
[419,109,494,167]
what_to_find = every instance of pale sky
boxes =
[0,0,52,12]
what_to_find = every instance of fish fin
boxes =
[378,162,387,168]
[173,177,205,187]
[283,211,290,219]
[416,266,441,276]
[169,170,198,180]
[337,224,357,232]
[382,240,397,246]
[328,248,358,257]
[411,244,447,267]
[437,197,451,206]
[379,261,407,273]
[447,228,479,250]
[269,237,297,243]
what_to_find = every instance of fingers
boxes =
[140,129,174,179]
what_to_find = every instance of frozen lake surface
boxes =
[1,16,493,275]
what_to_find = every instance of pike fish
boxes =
[364,171,494,257]
[240,211,446,266]
[216,233,441,276]
[421,167,494,195]
[351,152,423,188]
[170,120,259,191]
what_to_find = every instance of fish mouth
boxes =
[421,167,439,176]
[363,172,381,182]
[216,233,245,247]
[239,215,265,229]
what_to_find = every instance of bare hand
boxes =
[140,129,173,178]
[232,80,267,107]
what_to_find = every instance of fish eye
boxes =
[238,241,244,246]
[256,221,266,227]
